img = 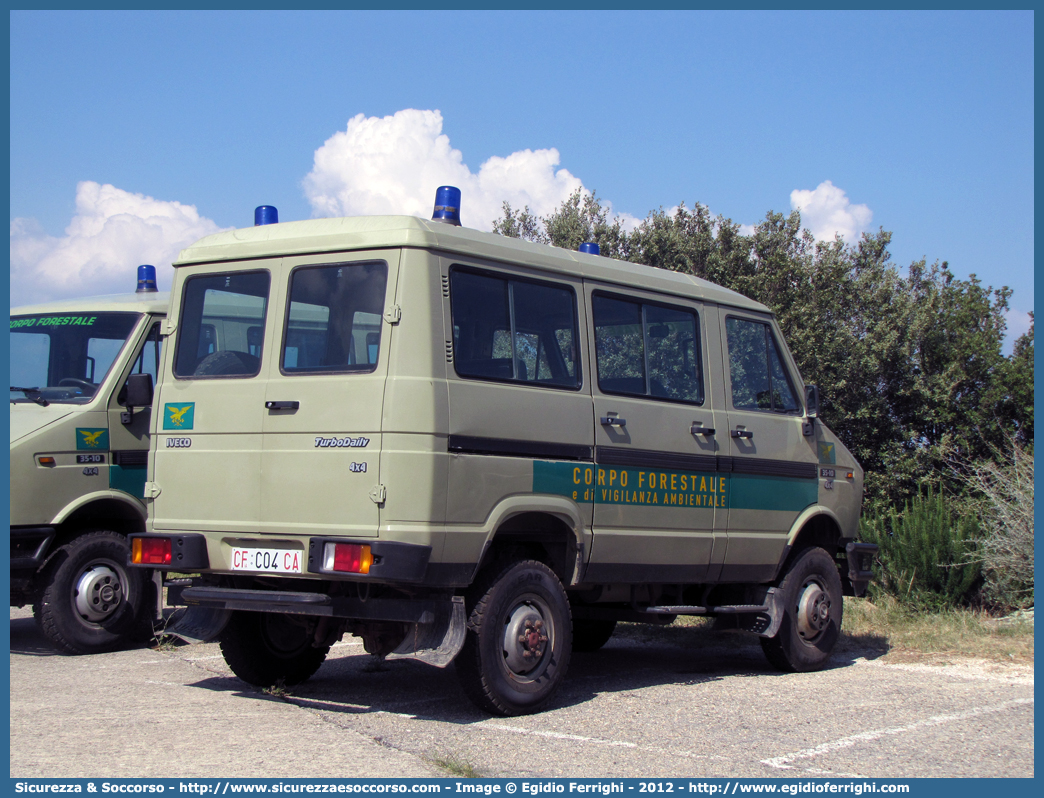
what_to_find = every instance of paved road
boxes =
[10,607,1034,779]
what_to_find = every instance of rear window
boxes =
[280,261,389,374]
[173,271,270,378]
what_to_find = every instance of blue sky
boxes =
[9,10,1033,347]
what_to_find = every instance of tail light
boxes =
[132,537,172,565]
[324,542,373,574]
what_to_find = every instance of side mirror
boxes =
[803,385,820,437]
[121,373,154,424]
[805,384,820,418]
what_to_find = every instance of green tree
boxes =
[994,314,1034,445]
[491,202,545,244]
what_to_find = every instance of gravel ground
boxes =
[10,606,1034,779]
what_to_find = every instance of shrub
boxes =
[860,489,981,608]
[951,441,1034,611]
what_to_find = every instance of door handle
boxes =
[265,401,300,410]
[730,429,753,439]
[690,423,715,436]
[600,416,626,427]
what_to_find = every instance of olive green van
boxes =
[130,190,875,715]
[10,268,165,654]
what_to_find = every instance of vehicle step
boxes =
[642,604,769,615]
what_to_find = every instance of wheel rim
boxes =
[501,595,554,680]
[795,577,831,643]
[73,562,126,624]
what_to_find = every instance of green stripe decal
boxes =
[729,473,818,512]
[533,461,816,511]
[109,464,147,499]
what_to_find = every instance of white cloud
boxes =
[302,109,586,231]
[790,180,873,243]
[613,211,644,234]
[10,182,225,306]
[1003,308,1034,354]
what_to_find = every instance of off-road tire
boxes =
[219,611,329,687]
[571,619,616,653]
[760,546,843,672]
[33,531,152,655]
[455,559,572,716]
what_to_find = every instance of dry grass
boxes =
[840,595,1034,663]
[428,754,481,778]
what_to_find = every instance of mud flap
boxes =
[161,606,233,644]
[150,571,165,624]
[756,587,786,638]
[386,595,466,668]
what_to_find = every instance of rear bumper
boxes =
[167,581,446,624]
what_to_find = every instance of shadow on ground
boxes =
[9,610,181,658]
[181,620,893,723]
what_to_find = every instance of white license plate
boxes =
[230,547,304,574]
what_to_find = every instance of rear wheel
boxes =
[220,611,329,687]
[456,560,572,716]
[760,547,843,672]
[33,531,152,655]
[571,619,616,653]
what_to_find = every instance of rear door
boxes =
[719,312,819,581]
[584,284,728,583]
[258,251,399,539]
[151,266,274,534]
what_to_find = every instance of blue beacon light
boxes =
[579,242,600,255]
[136,265,158,293]
[255,206,279,226]
[431,186,462,226]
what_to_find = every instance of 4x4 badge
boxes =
[163,402,195,430]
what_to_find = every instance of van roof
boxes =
[11,292,170,317]
[175,215,768,312]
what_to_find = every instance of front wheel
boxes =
[760,546,843,672]
[220,611,329,687]
[456,560,572,716]
[33,531,152,655]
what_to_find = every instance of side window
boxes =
[725,316,799,413]
[173,271,270,378]
[117,322,163,406]
[450,268,580,389]
[130,323,163,382]
[592,293,703,403]
[281,261,388,374]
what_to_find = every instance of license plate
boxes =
[230,547,304,574]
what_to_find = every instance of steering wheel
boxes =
[58,378,97,395]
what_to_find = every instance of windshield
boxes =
[10,312,142,404]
